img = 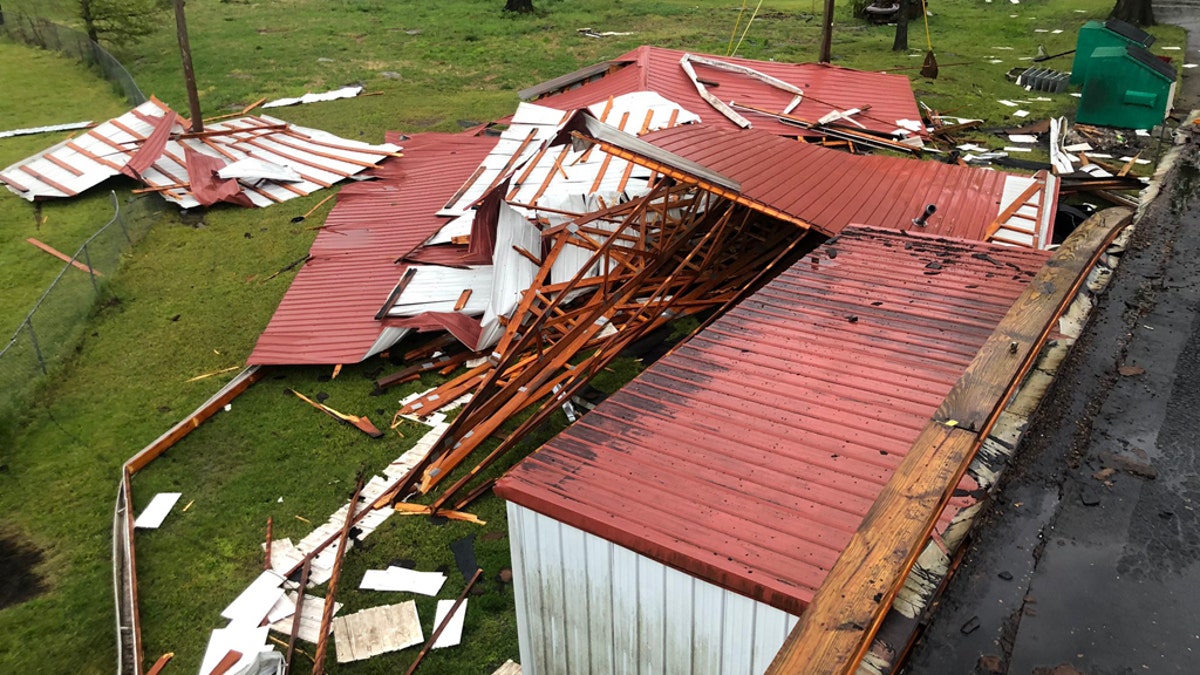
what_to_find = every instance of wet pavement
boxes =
[906,147,1200,674]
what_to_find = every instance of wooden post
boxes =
[819,0,836,63]
[172,0,204,133]
[310,475,364,675]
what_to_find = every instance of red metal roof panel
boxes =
[495,227,1050,615]
[524,46,922,139]
[248,133,497,365]
[639,124,1019,239]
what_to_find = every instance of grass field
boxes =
[0,0,1188,672]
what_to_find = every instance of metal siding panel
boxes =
[524,505,551,675]
[691,579,726,673]
[538,514,568,671]
[663,568,695,675]
[637,554,666,675]
[750,604,792,674]
[612,544,641,675]
[586,532,617,674]
[508,503,536,675]
[560,523,591,674]
[721,592,757,675]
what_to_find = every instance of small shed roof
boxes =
[519,46,923,139]
[495,226,1050,615]
[247,133,497,365]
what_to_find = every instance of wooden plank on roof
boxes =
[765,206,1134,675]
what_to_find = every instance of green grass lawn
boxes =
[0,0,1189,672]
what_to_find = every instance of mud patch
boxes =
[0,529,46,610]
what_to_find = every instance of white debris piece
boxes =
[432,599,469,649]
[1064,143,1093,153]
[360,567,447,596]
[221,570,286,628]
[998,100,1019,107]
[1004,146,1032,153]
[134,492,182,529]
[1013,110,1030,118]
[199,625,270,675]
[0,121,92,139]
[262,85,365,109]
[217,157,304,183]
[1008,134,1039,144]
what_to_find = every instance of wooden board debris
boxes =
[332,601,423,663]
[491,660,522,675]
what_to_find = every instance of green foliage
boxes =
[78,0,170,45]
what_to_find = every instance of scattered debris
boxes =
[269,592,343,644]
[1117,365,1145,376]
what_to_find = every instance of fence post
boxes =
[110,192,131,243]
[26,317,47,375]
[83,244,99,294]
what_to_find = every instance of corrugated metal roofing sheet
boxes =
[521,46,923,139]
[495,226,1051,615]
[637,123,1053,241]
[247,133,497,365]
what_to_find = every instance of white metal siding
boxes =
[508,503,800,675]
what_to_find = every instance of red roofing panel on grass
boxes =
[248,133,497,365]
[495,227,1050,615]
[640,124,1016,239]
[522,46,922,139]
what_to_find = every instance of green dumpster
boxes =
[1070,19,1155,86]
[1077,45,1176,130]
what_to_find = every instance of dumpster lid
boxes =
[1127,44,1176,80]
[1105,19,1155,47]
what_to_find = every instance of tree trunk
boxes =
[893,0,910,52]
[79,0,99,42]
[1110,0,1155,26]
[504,0,534,13]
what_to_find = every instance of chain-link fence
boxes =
[0,8,146,106]
[0,194,164,428]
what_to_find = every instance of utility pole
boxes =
[819,0,835,63]
[173,0,203,133]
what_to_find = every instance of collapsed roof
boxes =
[0,98,399,208]
[517,45,926,142]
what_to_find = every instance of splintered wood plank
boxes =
[332,601,423,663]
[766,206,1134,675]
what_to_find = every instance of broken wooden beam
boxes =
[287,389,384,438]
[765,206,1134,675]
